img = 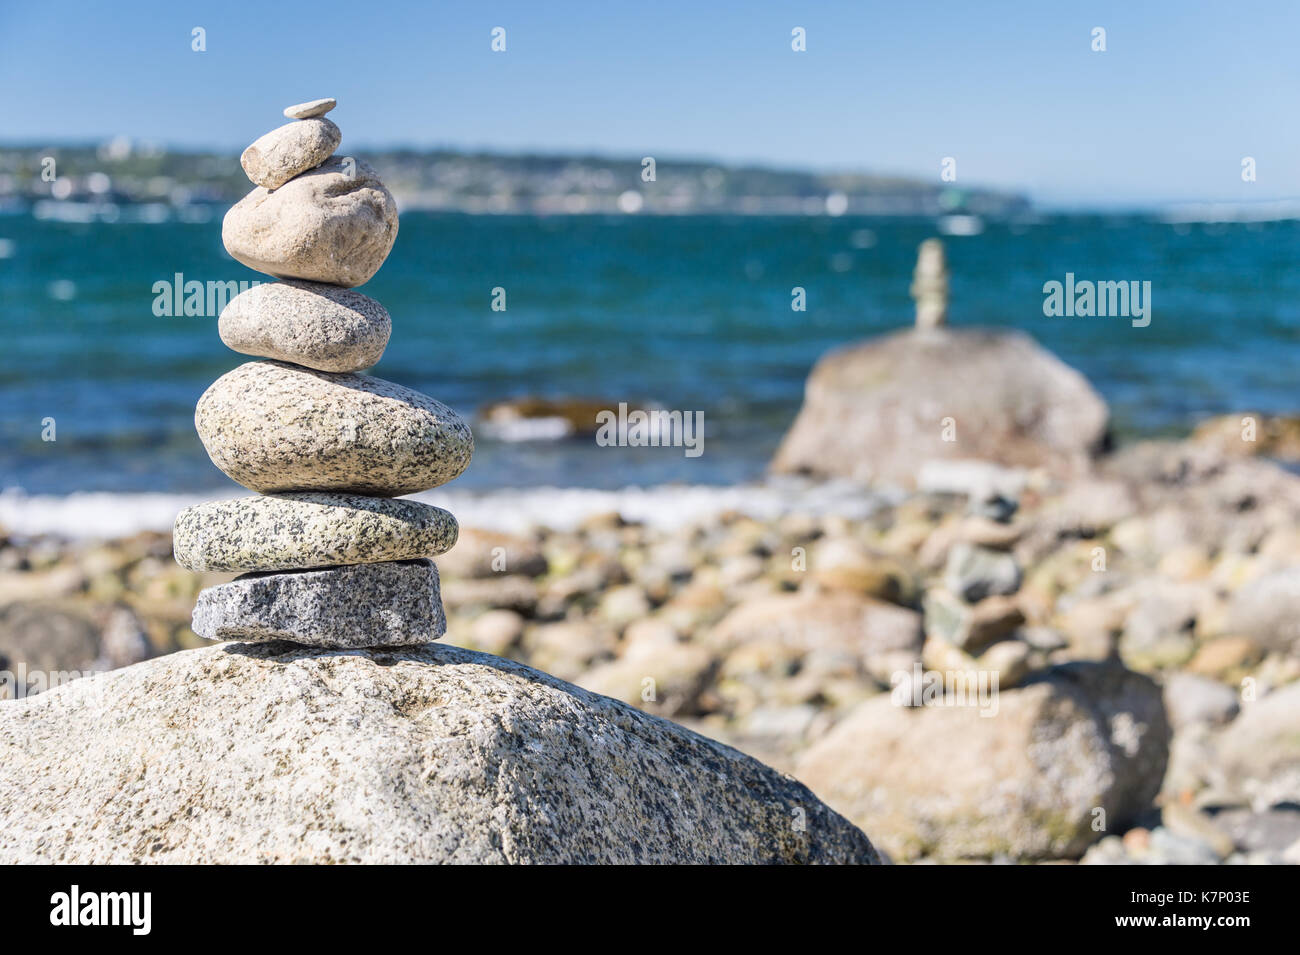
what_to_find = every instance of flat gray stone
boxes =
[195,361,473,496]
[173,493,458,573]
[240,118,341,190]
[943,542,1022,602]
[222,156,398,288]
[0,642,880,863]
[193,559,445,647]
[283,97,336,120]
[219,280,390,372]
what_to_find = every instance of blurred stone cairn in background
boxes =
[172,97,471,648]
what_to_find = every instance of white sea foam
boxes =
[0,478,901,540]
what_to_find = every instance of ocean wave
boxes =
[0,479,901,540]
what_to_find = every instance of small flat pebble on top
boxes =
[284,98,336,119]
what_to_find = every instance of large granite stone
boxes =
[0,642,880,863]
[173,493,458,573]
[195,361,473,496]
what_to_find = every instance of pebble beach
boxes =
[4,417,1299,863]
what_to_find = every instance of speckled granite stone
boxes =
[240,118,341,190]
[218,280,390,372]
[173,493,458,572]
[0,642,880,863]
[222,156,398,287]
[193,559,445,647]
[283,97,336,120]
[195,361,473,495]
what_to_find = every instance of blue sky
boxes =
[2,0,1298,206]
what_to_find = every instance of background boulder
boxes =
[771,327,1109,486]
[794,661,1169,861]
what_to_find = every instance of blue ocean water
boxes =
[3,211,1299,495]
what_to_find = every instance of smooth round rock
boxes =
[219,280,391,372]
[283,97,336,120]
[195,361,473,495]
[193,559,446,647]
[222,157,398,288]
[172,493,458,572]
[240,118,341,190]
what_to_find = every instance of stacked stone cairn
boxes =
[909,237,949,330]
[173,98,472,649]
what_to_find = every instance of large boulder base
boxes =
[0,642,880,864]
[772,327,1109,486]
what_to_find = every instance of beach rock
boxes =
[464,609,525,655]
[1160,802,1236,860]
[283,97,336,120]
[922,588,1024,653]
[809,535,915,602]
[195,361,473,496]
[0,603,100,685]
[437,526,548,579]
[173,493,457,573]
[1163,672,1240,729]
[977,638,1033,687]
[1214,682,1300,807]
[1219,569,1300,651]
[577,639,715,717]
[710,590,923,686]
[98,607,152,669]
[521,620,619,682]
[1212,806,1300,855]
[1191,413,1300,462]
[218,280,391,372]
[796,662,1169,861]
[478,396,617,440]
[0,642,879,864]
[1118,583,1205,670]
[443,575,539,617]
[240,118,341,190]
[943,543,1022,602]
[222,157,398,287]
[1186,635,1263,678]
[192,559,445,648]
[771,327,1108,486]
